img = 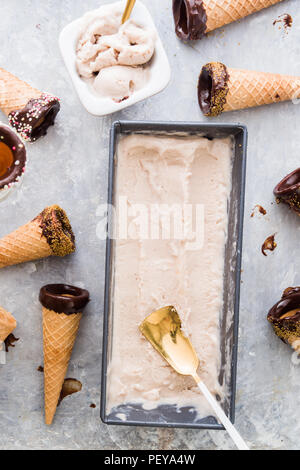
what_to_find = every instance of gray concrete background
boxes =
[0,0,299,450]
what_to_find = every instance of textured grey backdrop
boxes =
[0,0,299,450]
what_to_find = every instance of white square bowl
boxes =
[59,0,171,116]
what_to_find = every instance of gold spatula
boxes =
[140,306,249,450]
[122,0,136,24]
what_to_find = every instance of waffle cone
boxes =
[204,0,283,33]
[224,68,300,112]
[0,306,17,342]
[0,67,41,116]
[0,219,52,268]
[43,307,82,425]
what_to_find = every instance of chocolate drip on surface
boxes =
[198,62,229,117]
[274,168,300,216]
[4,333,19,352]
[268,288,300,346]
[0,125,26,190]
[173,0,207,40]
[39,284,90,314]
[34,205,75,256]
[261,234,277,257]
[8,93,60,142]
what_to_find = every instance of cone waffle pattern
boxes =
[0,219,52,268]
[0,306,16,342]
[43,307,82,425]
[204,0,283,33]
[0,67,41,116]
[224,68,300,112]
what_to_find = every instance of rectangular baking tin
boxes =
[101,120,247,430]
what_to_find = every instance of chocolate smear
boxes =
[273,14,293,33]
[4,333,19,352]
[58,378,82,406]
[262,234,277,257]
[251,205,267,218]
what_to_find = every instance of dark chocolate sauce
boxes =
[0,125,26,190]
[8,93,60,142]
[173,0,207,40]
[39,284,90,314]
[4,333,19,352]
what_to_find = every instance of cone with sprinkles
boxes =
[0,67,60,142]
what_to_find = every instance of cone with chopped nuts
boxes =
[0,205,75,268]
[198,62,300,116]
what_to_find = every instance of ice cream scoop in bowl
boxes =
[140,306,249,450]
[59,1,170,116]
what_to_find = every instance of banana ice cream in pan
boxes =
[76,2,156,103]
[107,133,233,418]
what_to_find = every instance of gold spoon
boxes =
[140,306,249,450]
[122,0,136,24]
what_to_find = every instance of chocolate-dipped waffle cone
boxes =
[173,0,283,40]
[198,62,300,116]
[0,67,60,142]
[0,306,16,342]
[268,287,300,353]
[0,205,75,268]
[0,123,26,200]
[40,285,90,425]
[274,168,300,216]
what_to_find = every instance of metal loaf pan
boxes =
[101,120,247,430]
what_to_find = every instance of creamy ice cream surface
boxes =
[107,133,233,419]
[76,3,156,102]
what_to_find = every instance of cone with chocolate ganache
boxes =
[0,205,75,268]
[198,62,300,116]
[173,0,283,40]
[0,67,60,142]
[0,124,26,201]
[268,287,300,353]
[39,284,90,425]
[0,306,17,343]
[274,168,300,217]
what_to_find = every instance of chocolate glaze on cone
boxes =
[173,0,283,40]
[40,284,90,425]
[0,67,60,142]
[0,205,75,268]
[198,62,300,116]
[268,287,300,351]
[274,168,300,216]
[0,124,26,197]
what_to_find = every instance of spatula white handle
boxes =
[193,375,249,450]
